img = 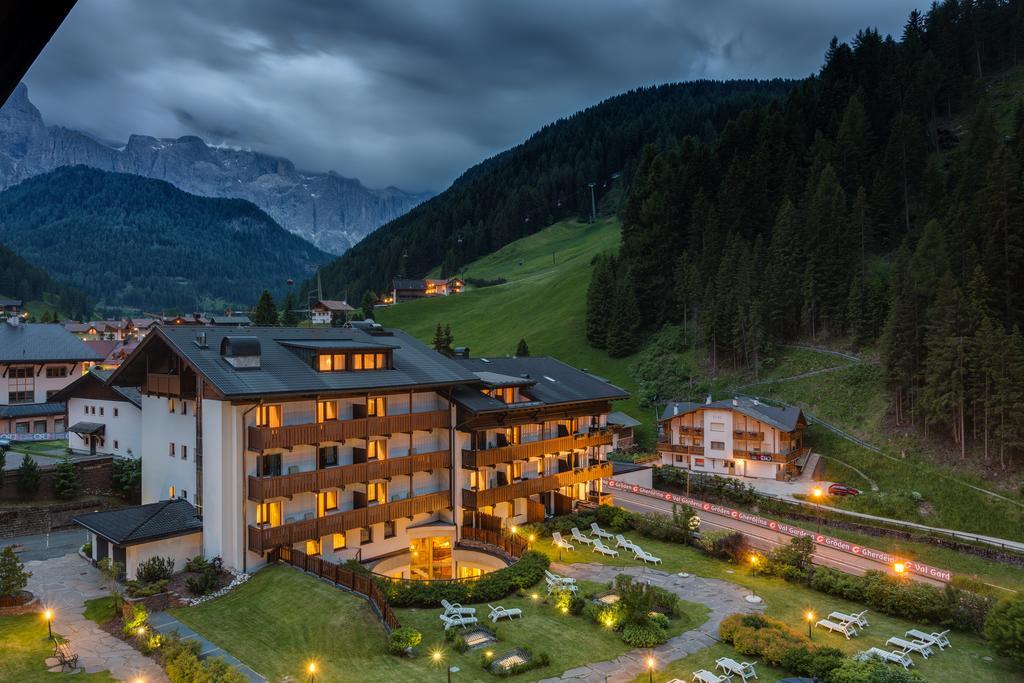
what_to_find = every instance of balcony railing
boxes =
[247,449,451,501]
[247,409,450,451]
[462,430,613,469]
[732,447,805,463]
[657,442,704,455]
[461,462,612,509]
[733,430,765,440]
[247,490,450,553]
[678,425,703,435]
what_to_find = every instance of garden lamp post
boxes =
[307,661,316,682]
[894,562,906,580]
[811,487,823,532]
[646,655,655,682]
[44,609,53,640]
[805,610,814,639]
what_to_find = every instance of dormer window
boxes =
[354,352,387,370]
[487,387,515,403]
[317,353,347,372]
[314,350,391,372]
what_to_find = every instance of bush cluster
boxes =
[696,530,749,562]
[719,613,853,677]
[653,467,757,506]
[124,579,168,598]
[387,626,423,655]
[161,632,247,683]
[983,593,1024,663]
[136,556,175,583]
[481,648,550,676]
[376,551,550,607]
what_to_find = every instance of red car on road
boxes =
[828,483,860,496]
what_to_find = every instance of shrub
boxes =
[82,542,92,557]
[15,454,41,496]
[696,530,748,562]
[648,584,679,617]
[387,627,422,655]
[124,579,168,598]
[161,631,246,683]
[648,612,670,630]
[614,574,655,625]
[621,622,668,647]
[0,545,31,597]
[719,613,812,667]
[122,602,149,637]
[53,455,81,500]
[809,566,864,601]
[826,657,923,683]
[111,457,141,498]
[185,568,220,596]
[984,593,1024,662]
[184,555,211,573]
[136,556,175,582]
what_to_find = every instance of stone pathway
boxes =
[539,562,765,683]
[25,553,168,682]
[148,611,266,682]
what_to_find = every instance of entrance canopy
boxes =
[68,421,105,435]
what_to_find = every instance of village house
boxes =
[52,368,141,458]
[73,324,627,581]
[310,299,354,325]
[657,396,809,480]
[0,319,103,437]
[0,299,22,316]
[389,277,465,304]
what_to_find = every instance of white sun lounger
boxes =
[716,656,758,681]
[487,603,523,622]
[552,532,574,551]
[592,539,619,557]
[571,527,594,545]
[887,636,933,659]
[546,575,578,594]
[441,599,476,616]
[439,613,478,630]
[816,618,858,639]
[615,534,638,551]
[856,647,914,671]
[691,670,729,683]
[634,548,662,565]
[829,609,868,628]
[906,628,950,650]
[544,569,576,585]
[590,522,614,539]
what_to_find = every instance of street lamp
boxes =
[805,610,815,639]
[894,562,906,580]
[811,487,824,533]
[43,609,53,640]
[646,655,656,683]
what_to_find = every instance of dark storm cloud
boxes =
[23,0,923,192]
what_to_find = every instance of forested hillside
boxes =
[314,79,793,298]
[588,1,1024,471]
[0,166,331,312]
[0,241,91,319]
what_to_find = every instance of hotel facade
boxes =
[77,324,626,581]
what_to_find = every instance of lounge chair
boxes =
[544,569,576,585]
[716,656,757,681]
[886,636,933,659]
[829,609,868,628]
[552,532,574,551]
[855,647,914,671]
[590,522,614,539]
[441,599,476,616]
[615,534,638,551]
[592,539,619,557]
[53,642,79,671]
[487,604,523,622]
[691,670,729,683]
[633,548,662,565]
[571,527,594,545]
[906,628,950,650]
[546,576,578,594]
[439,613,478,630]
[816,618,858,639]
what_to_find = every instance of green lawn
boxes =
[0,614,115,683]
[82,597,116,626]
[376,218,658,444]
[169,564,708,682]
[8,440,67,455]
[532,534,1021,683]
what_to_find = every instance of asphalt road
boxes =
[1,528,89,561]
[614,489,947,587]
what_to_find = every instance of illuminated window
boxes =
[367,439,387,460]
[459,566,484,579]
[331,533,346,551]
[410,536,453,580]
[306,540,321,556]
[488,387,514,403]
[359,527,371,545]
[256,501,282,527]
[332,354,346,371]
[366,397,386,417]
[468,471,479,490]
[168,486,175,498]
[317,400,337,423]
[367,481,386,504]
[510,461,523,480]
[318,354,333,371]
[256,405,282,428]
[503,426,521,445]
[317,490,339,516]
[168,399,176,413]
[694,458,705,467]
[353,353,388,370]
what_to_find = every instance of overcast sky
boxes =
[24,0,922,193]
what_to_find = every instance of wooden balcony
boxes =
[678,425,703,435]
[462,430,613,469]
[733,430,765,440]
[732,448,803,463]
[657,442,704,455]
[247,449,451,501]
[247,490,450,553]
[247,409,450,451]
[143,373,194,397]
[461,462,612,509]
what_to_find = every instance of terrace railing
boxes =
[461,462,612,508]
[461,430,613,469]
[248,409,450,451]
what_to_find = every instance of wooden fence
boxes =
[270,546,401,631]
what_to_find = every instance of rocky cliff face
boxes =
[0,84,430,254]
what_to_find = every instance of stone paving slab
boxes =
[545,562,766,682]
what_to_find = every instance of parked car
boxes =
[828,483,860,496]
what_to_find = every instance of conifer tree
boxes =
[606,277,642,358]
[920,272,969,453]
[15,454,40,497]
[252,290,278,326]
[585,253,616,348]
[53,454,81,500]
[514,339,530,357]
[360,291,377,320]
[281,292,299,326]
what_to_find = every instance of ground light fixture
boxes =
[646,655,656,682]
[43,609,53,640]
[306,660,316,682]
[805,610,815,639]
[894,562,906,579]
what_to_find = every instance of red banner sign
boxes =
[603,478,952,583]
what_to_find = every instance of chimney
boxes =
[732,398,739,407]
[673,404,679,416]
[454,346,470,358]
[705,394,712,405]
[194,331,208,348]
[753,399,760,406]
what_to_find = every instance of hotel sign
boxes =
[603,478,953,583]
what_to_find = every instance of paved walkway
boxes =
[25,553,167,682]
[540,562,765,683]
[5,528,90,561]
[148,611,266,682]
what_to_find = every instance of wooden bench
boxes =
[53,641,79,670]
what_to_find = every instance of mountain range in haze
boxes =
[0,83,431,254]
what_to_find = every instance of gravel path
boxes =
[539,562,765,683]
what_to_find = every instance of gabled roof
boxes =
[131,318,158,328]
[607,411,642,428]
[279,339,398,351]
[451,356,628,414]
[392,278,426,291]
[83,339,118,359]
[74,499,202,546]
[111,325,479,400]
[0,401,65,419]
[0,322,104,363]
[659,396,804,433]
[209,315,252,325]
[49,368,142,408]
[313,299,354,312]
[0,299,22,307]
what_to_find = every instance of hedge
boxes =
[375,551,550,607]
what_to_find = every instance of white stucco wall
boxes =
[140,395,197,504]
[67,396,141,458]
[124,532,203,580]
